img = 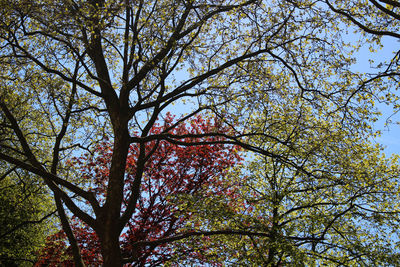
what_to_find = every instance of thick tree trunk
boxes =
[99,124,130,267]
[100,230,123,267]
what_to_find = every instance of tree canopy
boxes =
[182,94,400,265]
[0,168,55,266]
[0,0,399,266]
[35,115,241,266]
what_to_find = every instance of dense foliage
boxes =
[0,0,399,266]
[182,95,400,265]
[35,115,241,266]
[0,169,54,266]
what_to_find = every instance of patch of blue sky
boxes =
[351,34,400,156]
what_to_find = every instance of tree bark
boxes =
[99,122,130,267]
[100,230,123,267]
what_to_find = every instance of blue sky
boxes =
[355,36,400,156]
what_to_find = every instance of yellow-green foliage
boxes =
[0,169,55,266]
[178,94,400,265]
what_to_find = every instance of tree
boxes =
[322,0,400,112]
[0,168,55,266]
[0,0,398,266]
[181,93,400,265]
[35,114,241,266]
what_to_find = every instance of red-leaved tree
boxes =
[35,114,241,266]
